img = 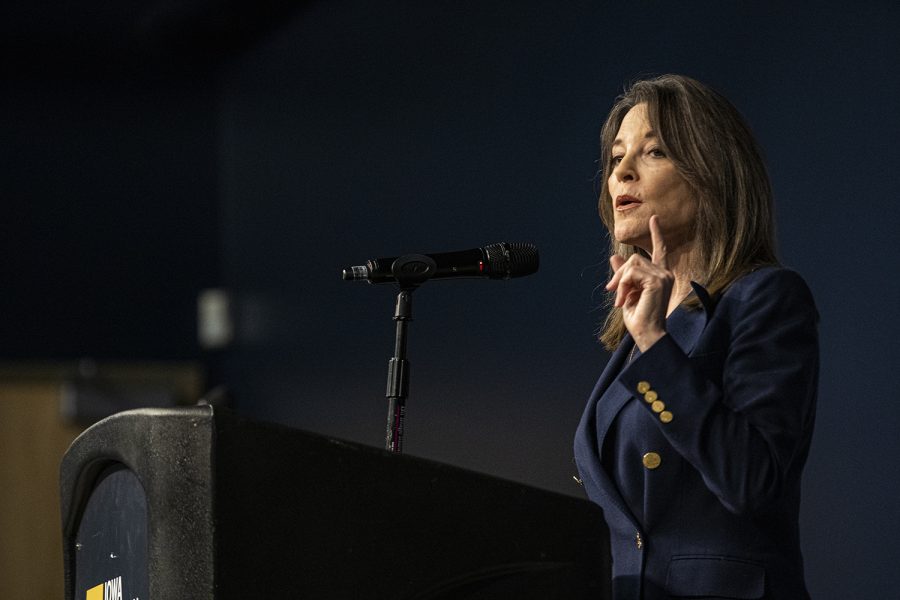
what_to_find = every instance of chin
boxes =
[613,228,648,249]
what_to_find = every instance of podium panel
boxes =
[60,406,610,598]
[75,465,148,600]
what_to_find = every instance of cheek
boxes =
[670,195,700,238]
[675,183,698,217]
[662,177,694,213]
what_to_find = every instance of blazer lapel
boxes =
[575,282,717,530]
[575,336,642,529]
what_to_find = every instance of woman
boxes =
[574,74,818,599]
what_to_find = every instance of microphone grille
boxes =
[484,242,539,279]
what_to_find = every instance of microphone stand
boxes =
[384,255,437,453]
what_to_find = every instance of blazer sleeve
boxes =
[618,268,819,515]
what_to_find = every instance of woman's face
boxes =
[608,103,697,254]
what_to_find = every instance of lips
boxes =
[615,195,642,210]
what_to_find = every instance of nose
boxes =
[612,153,637,182]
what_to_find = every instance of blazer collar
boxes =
[664,281,716,355]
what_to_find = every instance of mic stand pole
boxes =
[385,286,413,453]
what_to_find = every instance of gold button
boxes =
[660,411,673,423]
[642,452,661,469]
[635,531,643,549]
[644,390,658,403]
[651,400,665,413]
[637,381,651,394]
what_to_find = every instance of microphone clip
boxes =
[389,254,437,289]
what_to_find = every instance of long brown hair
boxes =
[598,74,778,350]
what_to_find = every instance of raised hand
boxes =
[605,215,675,352]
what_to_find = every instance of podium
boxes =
[60,406,610,598]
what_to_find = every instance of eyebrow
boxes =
[611,130,659,148]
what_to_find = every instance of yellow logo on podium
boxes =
[86,584,103,600]
[86,576,122,600]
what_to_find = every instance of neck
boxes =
[667,278,694,315]
[668,244,697,315]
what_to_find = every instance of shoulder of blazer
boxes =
[713,266,818,319]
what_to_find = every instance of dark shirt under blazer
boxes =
[574,267,819,599]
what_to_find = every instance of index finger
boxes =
[649,215,668,269]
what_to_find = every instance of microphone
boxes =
[342,242,539,284]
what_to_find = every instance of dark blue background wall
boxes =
[5,1,899,597]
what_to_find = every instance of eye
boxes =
[611,155,623,166]
[647,147,667,158]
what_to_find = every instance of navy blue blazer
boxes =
[574,267,818,599]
